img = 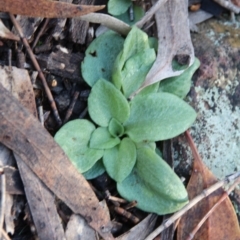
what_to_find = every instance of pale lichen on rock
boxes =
[174,17,240,179]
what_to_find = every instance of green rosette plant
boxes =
[54,26,199,215]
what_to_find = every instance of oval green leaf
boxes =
[124,92,196,142]
[116,4,144,25]
[121,48,156,98]
[108,0,131,16]
[88,79,130,127]
[90,127,120,149]
[103,138,136,182]
[112,26,151,89]
[108,118,124,137]
[81,31,124,87]
[137,82,159,97]
[159,58,200,98]
[82,160,105,180]
[117,147,188,214]
[54,119,103,172]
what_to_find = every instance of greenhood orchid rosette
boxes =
[54,26,199,214]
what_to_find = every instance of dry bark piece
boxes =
[177,132,240,240]
[69,0,95,44]
[139,0,194,92]
[0,19,19,41]
[12,16,43,41]
[0,66,37,116]
[52,0,73,40]
[15,155,66,240]
[0,83,113,240]
[36,49,84,81]
[0,144,16,235]
[0,66,65,239]
[65,214,97,239]
[0,166,24,195]
[0,0,105,18]
[4,193,15,234]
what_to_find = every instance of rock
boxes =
[174,17,240,179]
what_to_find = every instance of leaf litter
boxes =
[0,0,239,239]
[177,131,240,240]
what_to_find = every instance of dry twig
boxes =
[32,18,50,49]
[9,14,62,125]
[135,0,167,28]
[63,91,80,124]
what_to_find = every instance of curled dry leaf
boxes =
[0,0,104,18]
[177,131,240,240]
[0,19,19,41]
[139,0,194,92]
[0,83,113,240]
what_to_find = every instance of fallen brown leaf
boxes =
[0,0,104,18]
[139,0,194,92]
[0,83,113,240]
[177,131,240,240]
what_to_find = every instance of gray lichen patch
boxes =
[190,86,240,179]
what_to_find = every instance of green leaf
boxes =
[121,26,150,61]
[88,79,130,127]
[103,138,136,182]
[121,49,156,98]
[124,92,196,142]
[117,147,188,214]
[137,82,159,97]
[90,127,120,149]
[81,31,124,87]
[115,4,144,25]
[148,37,158,52]
[54,119,103,172]
[159,58,200,98]
[135,141,156,150]
[108,118,124,137]
[108,0,131,16]
[82,160,105,180]
[112,26,151,89]
[172,58,189,71]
